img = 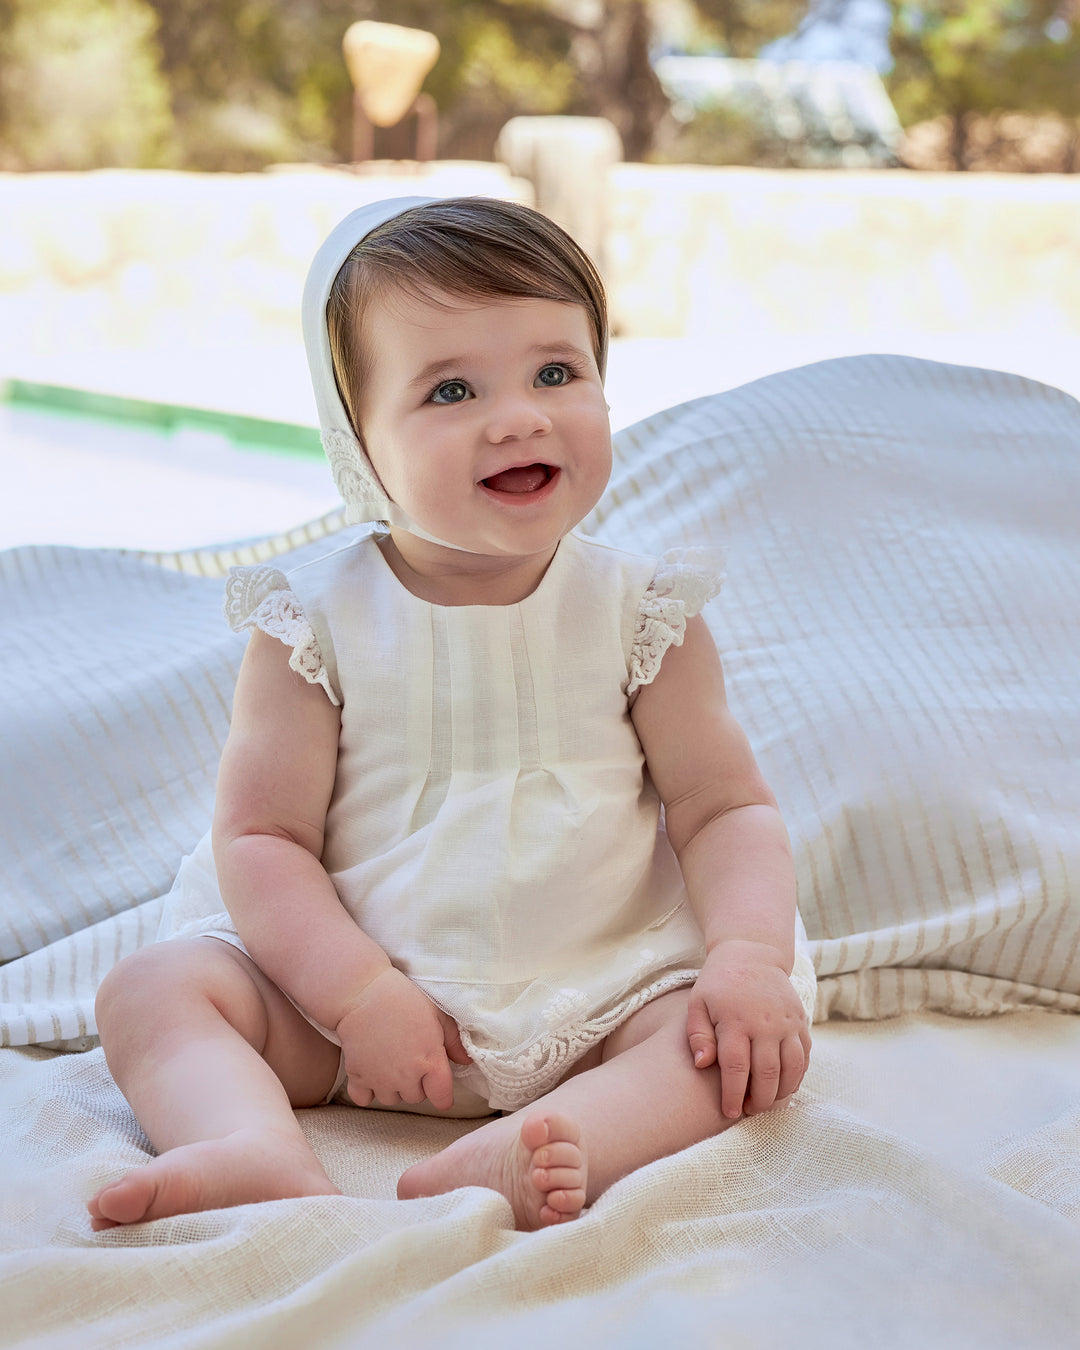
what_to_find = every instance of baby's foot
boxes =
[87,1127,339,1230]
[397,1110,587,1230]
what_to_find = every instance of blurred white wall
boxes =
[2,159,1078,547]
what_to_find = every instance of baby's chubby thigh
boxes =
[592,987,694,1066]
[544,987,694,1090]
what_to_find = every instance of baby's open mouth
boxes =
[481,464,556,494]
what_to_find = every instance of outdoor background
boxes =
[1,0,1078,549]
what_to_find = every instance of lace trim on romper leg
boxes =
[460,966,703,1113]
[460,940,816,1113]
[223,564,340,707]
[627,547,725,695]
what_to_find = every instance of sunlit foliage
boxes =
[886,0,1080,165]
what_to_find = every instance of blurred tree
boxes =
[0,0,175,170]
[886,0,1080,168]
[142,0,359,167]
[0,0,814,170]
[370,1,582,161]
[687,0,811,55]
[554,0,671,161]
[350,0,809,160]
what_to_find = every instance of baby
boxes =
[89,196,815,1233]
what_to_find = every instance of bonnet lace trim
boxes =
[223,565,340,707]
[627,547,725,695]
[322,427,391,525]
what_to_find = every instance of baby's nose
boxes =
[486,393,553,442]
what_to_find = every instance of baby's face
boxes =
[356,287,612,561]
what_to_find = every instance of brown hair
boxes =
[325,197,608,439]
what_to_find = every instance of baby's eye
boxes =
[430,380,470,405]
[535,364,573,388]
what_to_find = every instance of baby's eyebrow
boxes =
[406,343,592,392]
[529,342,592,365]
[407,358,466,392]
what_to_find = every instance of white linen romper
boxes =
[160,528,816,1112]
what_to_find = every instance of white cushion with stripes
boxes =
[0,519,345,1045]
[586,354,1080,1019]
[1,355,1077,1044]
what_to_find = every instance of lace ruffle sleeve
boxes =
[223,565,340,707]
[627,548,725,695]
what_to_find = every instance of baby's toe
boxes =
[532,1164,583,1194]
[540,1187,587,1221]
[532,1140,581,1171]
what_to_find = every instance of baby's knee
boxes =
[95,940,225,1036]
[95,942,185,1036]
[96,938,272,1055]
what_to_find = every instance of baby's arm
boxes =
[212,630,467,1109]
[630,615,811,1120]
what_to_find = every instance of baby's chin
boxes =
[390,517,579,563]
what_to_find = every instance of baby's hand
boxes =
[334,967,470,1111]
[686,942,811,1121]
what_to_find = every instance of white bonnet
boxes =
[301,195,441,537]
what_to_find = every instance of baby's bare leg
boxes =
[88,937,341,1229]
[398,988,746,1230]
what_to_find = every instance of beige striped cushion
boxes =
[0,520,346,1045]
[587,354,1080,1018]
[1,354,1077,1044]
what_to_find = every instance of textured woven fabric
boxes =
[1,355,1078,1347]
[2,1014,1079,1348]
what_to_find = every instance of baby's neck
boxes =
[377,532,563,607]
